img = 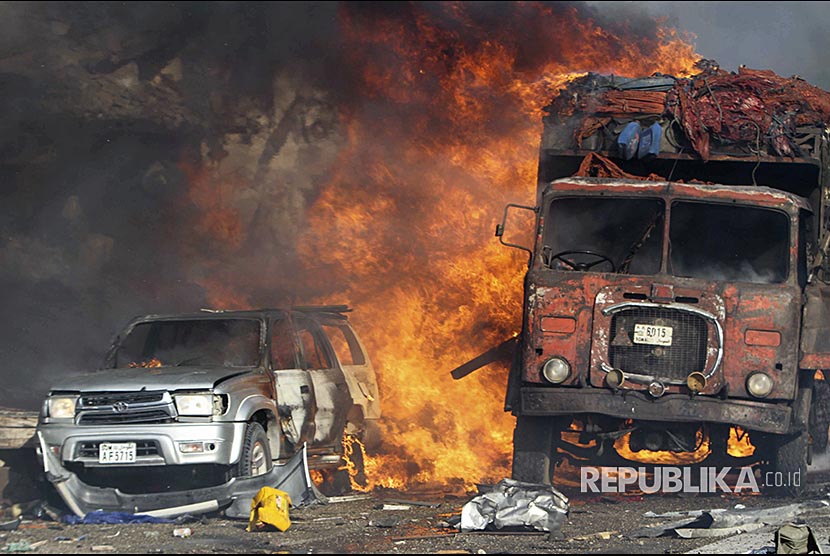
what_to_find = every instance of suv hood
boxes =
[49,366,254,392]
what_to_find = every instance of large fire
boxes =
[185,2,700,491]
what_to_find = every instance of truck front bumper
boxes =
[520,387,794,434]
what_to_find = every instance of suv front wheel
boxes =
[236,421,273,477]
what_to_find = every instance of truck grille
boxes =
[608,307,708,380]
[77,391,176,425]
[77,440,160,458]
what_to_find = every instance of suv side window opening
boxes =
[296,322,332,370]
[321,323,366,366]
[270,317,300,370]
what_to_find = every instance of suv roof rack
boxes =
[291,305,352,314]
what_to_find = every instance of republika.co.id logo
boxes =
[580,466,800,494]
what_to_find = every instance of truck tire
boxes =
[769,431,808,497]
[236,422,273,478]
[811,380,830,454]
[511,415,556,485]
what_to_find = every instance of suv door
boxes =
[270,315,316,448]
[319,319,381,424]
[293,315,351,448]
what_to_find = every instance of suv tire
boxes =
[236,422,272,478]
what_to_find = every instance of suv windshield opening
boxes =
[115,319,261,368]
[544,197,664,275]
[669,202,790,284]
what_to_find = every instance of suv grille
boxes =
[80,392,164,406]
[77,391,176,425]
[609,307,708,380]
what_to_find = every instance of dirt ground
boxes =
[3,475,830,555]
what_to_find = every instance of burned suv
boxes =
[37,306,380,515]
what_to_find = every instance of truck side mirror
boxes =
[496,203,537,265]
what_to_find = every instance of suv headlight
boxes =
[47,396,78,419]
[174,393,217,416]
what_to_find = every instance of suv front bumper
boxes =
[37,421,247,467]
[37,431,317,517]
[520,387,794,434]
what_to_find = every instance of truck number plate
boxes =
[633,324,673,346]
[99,442,136,464]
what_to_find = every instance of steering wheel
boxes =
[549,250,616,272]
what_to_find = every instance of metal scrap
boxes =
[548,63,830,162]
[459,478,569,534]
[627,500,830,539]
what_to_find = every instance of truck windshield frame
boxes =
[668,201,790,284]
[114,318,263,369]
[542,194,794,284]
[542,196,665,276]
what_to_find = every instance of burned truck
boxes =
[493,66,830,495]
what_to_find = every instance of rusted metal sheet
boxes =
[450,337,517,380]
[800,283,830,369]
[520,387,792,434]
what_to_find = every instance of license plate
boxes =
[633,324,673,346]
[99,442,136,464]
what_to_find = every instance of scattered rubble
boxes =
[628,499,830,539]
[459,479,569,535]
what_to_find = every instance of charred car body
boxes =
[37,306,380,515]
[495,67,830,495]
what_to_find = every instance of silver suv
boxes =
[36,306,380,515]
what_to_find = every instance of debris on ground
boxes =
[459,478,569,535]
[628,500,830,539]
[61,511,174,525]
[382,498,442,508]
[381,504,411,511]
[247,487,291,532]
[775,522,822,554]
[224,444,321,520]
[368,516,400,528]
[323,494,373,504]
[172,527,192,538]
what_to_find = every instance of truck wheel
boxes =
[769,431,808,497]
[236,422,273,478]
[511,415,557,485]
[810,380,830,454]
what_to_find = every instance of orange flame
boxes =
[128,358,163,368]
[614,430,711,465]
[186,2,700,491]
[727,426,755,458]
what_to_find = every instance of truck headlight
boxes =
[542,357,570,384]
[174,394,215,416]
[47,396,78,419]
[746,372,773,398]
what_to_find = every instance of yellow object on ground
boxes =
[247,487,292,532]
